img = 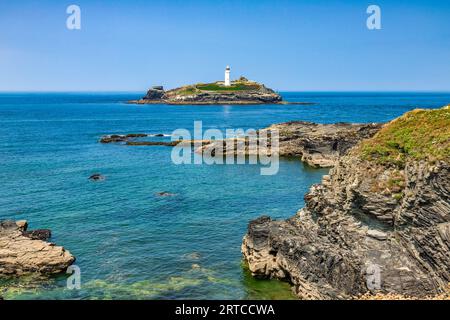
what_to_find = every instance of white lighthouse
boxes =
[224,65,231,86]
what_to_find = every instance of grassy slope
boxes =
[173,81,261,95]
[359,106,450,167]
[196,82,260,91]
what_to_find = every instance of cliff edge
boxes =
[242,106,450,299]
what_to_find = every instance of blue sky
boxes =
[0,0,449,91]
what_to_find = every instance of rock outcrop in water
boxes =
[100,133,211,147]
[89,173,105,181]
[100,133,149,144]
[128,79,283,105]
[0,220,74,275]
[242,106,450,299]
[199,121,382,167]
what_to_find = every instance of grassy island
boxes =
[130,77,283,105]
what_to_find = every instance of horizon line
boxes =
[1,90,450,94]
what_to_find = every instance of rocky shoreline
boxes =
[0,220,74,276]
[242,106,450,299]
[99,133,211,147]
[199,121,382,167]
[99,121,382,168]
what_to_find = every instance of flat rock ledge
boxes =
[99,134,211,147]
[100,123,381,168]
[0,220,75,276]
[199,121,382,167]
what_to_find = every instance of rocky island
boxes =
[129,78,283,105]
[127,66,290,105]
[242,106,450,299]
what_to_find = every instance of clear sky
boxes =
[1,0,449,92]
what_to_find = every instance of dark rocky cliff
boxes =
[242,106,450,299]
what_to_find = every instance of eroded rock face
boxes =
[242,157,450,299]
[0,220,75,276]
[199,121,382,167]
[144,86,166,100]
[163,88,282,105]
[269,121,382,167]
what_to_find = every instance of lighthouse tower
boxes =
[224,66,231,86]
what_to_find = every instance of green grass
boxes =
[177,86,198,95]
[195,82,260,91]
[359,106,450,167]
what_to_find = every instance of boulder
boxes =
[367,229,388,241]
[143,86,166,100]
[16,220,28,231]
[156,191,177,197]
[23,229,51,241]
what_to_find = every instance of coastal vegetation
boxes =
[359,106,450,167]
[174,81,262,95]
[243,106,450,299]
[195,82,260,92]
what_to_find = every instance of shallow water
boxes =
[0,92,449,299]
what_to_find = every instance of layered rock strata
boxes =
[242,107,450,299]
[0,220,74,275]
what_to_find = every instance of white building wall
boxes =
[225,67,231,86]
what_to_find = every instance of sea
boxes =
[0,92,449,299]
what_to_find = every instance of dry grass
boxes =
[359,106,450,167]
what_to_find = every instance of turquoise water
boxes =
[0,92,449,299]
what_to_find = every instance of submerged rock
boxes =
[15,220,28,231]
[242,107,450,299]
[184,252,201,260]
[0,220,75,275]
[156,191,177,197]
[89,173,105,181]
